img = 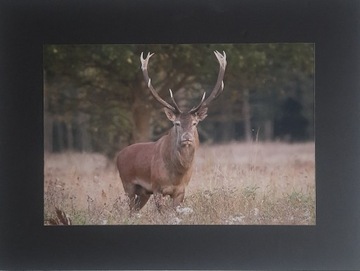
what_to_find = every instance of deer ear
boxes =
[195,106,208,121]
[164,108,177,121]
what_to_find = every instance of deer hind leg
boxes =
[123,183,151,213]
[134,185,151,210]
[122,182,138,212]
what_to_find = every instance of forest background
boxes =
[44,43,314,158]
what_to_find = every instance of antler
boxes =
[189,50,227,114]
[140,52,182,113]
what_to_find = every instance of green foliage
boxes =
[44,43,314,156]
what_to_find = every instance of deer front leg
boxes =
[154,192,165,212]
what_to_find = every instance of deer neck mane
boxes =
[162,128,197,174]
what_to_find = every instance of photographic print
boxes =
[44,43,315,225]
[2,0,359,269]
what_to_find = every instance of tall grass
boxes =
[44,142,315,225]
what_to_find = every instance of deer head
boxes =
[140,50,227,149]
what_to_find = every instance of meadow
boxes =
[44,142,315,225]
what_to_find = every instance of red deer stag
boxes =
[117,50,227,212]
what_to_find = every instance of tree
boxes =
[44,44,224,156]
[213,43,314,142]
[44,43,315,157]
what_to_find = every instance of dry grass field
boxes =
[44,142,315,225]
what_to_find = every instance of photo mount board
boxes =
[1,0,359,269]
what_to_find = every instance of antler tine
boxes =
[189,92,206,114]
[189,50,227,113]
[140,52,178,112]
[204,50,227,104]
[169,89,183,113]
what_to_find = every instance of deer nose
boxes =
[181,132,194,143]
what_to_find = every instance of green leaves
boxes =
[44,43,314,155]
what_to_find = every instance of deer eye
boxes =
[174,121,181,126]
[192,121,197,126]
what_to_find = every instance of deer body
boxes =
[117,128,197,209]
[117,51,226,211]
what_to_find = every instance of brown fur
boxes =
[117,110,205,211]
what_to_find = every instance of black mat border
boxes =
[1,0,359,269]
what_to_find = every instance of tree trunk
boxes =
[73,112,91,152]
[66,121,73,150]
[43,70,53,152]
[243,88,252,142]
[80,113,91,152]
[44,114,53,152]
[131,87,153,143]
[264,120,273,141]
[54,120,65,152]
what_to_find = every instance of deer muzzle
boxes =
[180,132,194,147]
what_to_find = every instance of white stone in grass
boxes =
[226,214,246,224]
[176,206,194,215]
[172,217,182,225]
